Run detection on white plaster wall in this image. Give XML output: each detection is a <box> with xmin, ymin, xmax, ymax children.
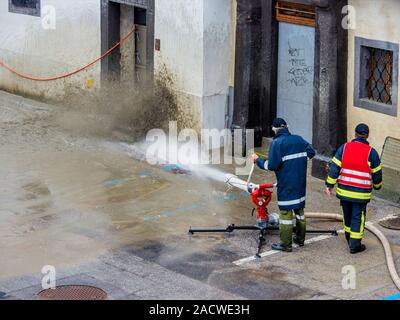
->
<box><xmin>154</xmin><ymin>0</ymin><xmax>204</xmax><ymax>130</ymax></box>
<box><xmin>154</xmin><ymin>0</ymin><xmax>203</xmax><ymax>96</ymax></box>
<box><xmin>155</xmin><ymin>0</ymin><xmax>232</xmax><ymax>133</ymax></box>
<box><xmin>0</xmin><ymin>0</ymin><xmax>101</xmax><ymax>99</ymax></box>
<box><xmin>202</xmin><ymin>0</ymin><xmax>231</xmax><ymax>131</ymax></box>
<box><xmin>203</xmin><ymin>0</ymin><xmax>231</xmax><ymax>97</ymax></box>
<box><xmin>229</xmin><ymin>0</ymin><xmax>237</xmax><ymax>88</ymax></box>
<box><xmin>0</xmin><ymin>0</ymin><xmax>233</xmax><ymax>136</ymax></box>
<box><xmin>348</xmin><ymin>0</ymin><xmax>400</xmax><ymax>152</ymax></box>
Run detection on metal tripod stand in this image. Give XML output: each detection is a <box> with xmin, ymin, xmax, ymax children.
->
<box><xmin>188</xmin><ymin>223</ymin><xmax>338</xmax><ymax>258</ymax></box>
<box><xmin>189</xmin><ymin>163</ymin><xmax>338</xmax><ymax>258</ymax></box>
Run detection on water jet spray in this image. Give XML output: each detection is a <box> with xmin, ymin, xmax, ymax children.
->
<box><xmin>188</xmin><ymin>163</ymin><xmax>338</xmax><ymax>258</ymax></box>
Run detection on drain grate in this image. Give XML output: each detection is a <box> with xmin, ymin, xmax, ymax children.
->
<box><xmin>379</xmin><ymin>216</ymin><xmax>400</xmax><ymax>230</ymax></box>
<box><xmin>37</xmin><ymin>285</ymin><xmax>107</xmax><ymax>300</ymax></box>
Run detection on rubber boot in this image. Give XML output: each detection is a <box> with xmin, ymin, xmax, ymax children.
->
<box><xmin>271</xmin><ymin>243</ymin><xmax>293</xmax><ymax>252</ymax></box>
<box><xmin>350</xmin><ymin>244</ymin><xmax>366</xmax><ymax>254</ymax></box>
<box><xmin>293</xmin><ymin>237</ymin><xmax>305</xmax><ymax>247</ymax></box>
<box><xmin>350</xmin><ymin>238</ymin><xmax>366</xmax><ymax>254</ymax></box>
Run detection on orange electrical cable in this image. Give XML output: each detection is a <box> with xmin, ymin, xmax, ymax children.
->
<box><xmin>0</xmin><ymin>26</ymin><xmax>137</xmax><ymax>82</ymax></box>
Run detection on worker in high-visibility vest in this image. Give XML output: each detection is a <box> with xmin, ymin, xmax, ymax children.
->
<box><xmin>325</xmin><ymin>124</ymin><xmax>383</xmax><ymax>254</ymax></box>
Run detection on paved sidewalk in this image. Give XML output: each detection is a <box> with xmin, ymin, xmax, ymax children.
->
<box><xmin>0</xmin><ymin>90</ymin><xmax>399</xmax><ymax>300</ymax></box>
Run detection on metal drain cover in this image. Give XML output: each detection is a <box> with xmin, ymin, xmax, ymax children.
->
<box><xmin>37</xmin><ymin>285</ymin><xmax>107</xmax><ymax>300</ymax></box>
<box><xmin>379</xmin><ymin>216</ymin><xmax>400</xmax><ymax>230</ymax></box>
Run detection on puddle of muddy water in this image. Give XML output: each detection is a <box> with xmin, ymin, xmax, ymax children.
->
<box><xmin>0</xmin><ymin>96</ymin><xmax>255</xmax><ymax>279</ymax></box>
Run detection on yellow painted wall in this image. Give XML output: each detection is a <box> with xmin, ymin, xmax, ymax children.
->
<box><xmin>348</xmin><ymin>0</ymin><xmax>400</xmax><ymax>153</ymax></box>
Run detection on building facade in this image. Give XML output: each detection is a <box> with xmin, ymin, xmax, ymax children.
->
<box><xmin>0</xmin><ymin>0</ymin><xmax>102</xmax><ymax>98</ymax></box>
<box><xmin>0</xmin><ymin>0</ymin><xmax>399</xmax><ymax>183</ymax></box>
<box><xmin>233</xmin><ymin>0</ymin><xmax>399</xmax><ymax>180</ymax></box>
<box><xmin>0</xmin><ymin>0</ymin><xmax>235</xmax><ymax>132</ymax></box>
<box><xmin>347</xmin><ymin>0</ymin><xmax>400</xmax><ymax>153</ymax></box>
<box><xmin>233</xmin><ymin>0</ymin><xmax>348</xmax><ymax>178</ymax></box>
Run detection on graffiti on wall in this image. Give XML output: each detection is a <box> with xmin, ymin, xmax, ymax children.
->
<box><xmin>287</xmin><ymin>41</ymin><xmax>314</xmax><ymax>87</ymax></box>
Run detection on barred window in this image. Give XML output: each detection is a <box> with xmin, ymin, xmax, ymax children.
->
<box><xmin>366</xmin><ymin>47</ymin><xmax>393</xmax><ymax>105</ymax></box>
<box><xmin>9</xmin><ymin>0</ymin><xmax>41</xmax><ymax>17</ymax></box>
<box><xmin>354</xmin><ymin>37</ymin><xmax>398</xmax><ymax>117</ymax></box>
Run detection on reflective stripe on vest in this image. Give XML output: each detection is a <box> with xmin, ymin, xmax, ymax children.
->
<box><xmin>337</xmin><ymin>142</ymin><xmax>373</xmax><ymax>190</ymax></box>
<box><xmin>278</xmin><ymin>196</ymin><xmax>306</xmax><ymax>207</ymax></box>
<box><xmin>282</xmin><ymin>152</ymin><xmax>308</xmax><ymax>162</ymax></box>
<box><xmin>336</xmin><ymin>188</ymin><xmax>372</xmax><ymax>200</ymax></box>
<box><xmin>340</xmin><ymin>169</ymin><xmax>371</xmax><ymax>178</ymax></box>
<box><xmin>338</xmin><ymin>176</ymin><xmax>372</xmax><ymax>186</ymax></box>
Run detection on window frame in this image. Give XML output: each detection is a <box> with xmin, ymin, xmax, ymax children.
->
<box><xmin>275</xmin><ymin>1</ymin><xmax>316</xmax><ymax>27</ymax></box>
<box><xmin>9</xmin><ymin>0</ymin><xmax>41</xmax><ymax>17</ymax></box>
<box><xmin>354</xmin><ymin>37</ymin><xmax>399</xmax><ymax>117</ymax></box>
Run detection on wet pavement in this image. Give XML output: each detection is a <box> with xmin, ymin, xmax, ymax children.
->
<box><xmin>0</xmin><ymin>90</ymin><xmax>399</xmax><ymax>300</ymax></box>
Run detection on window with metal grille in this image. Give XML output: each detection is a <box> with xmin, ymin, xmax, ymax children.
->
<box><xmin>354</xmin><ymin>37</ymin><xmax>398</xmax><ymax>117</ymax></box>
<box><xmin>366</xmin><ymin>47</ymin><xmax>393</xmax><ymax>105</ymax></box>
<box><xmin>9</xmin><ymin>0</ymin><xmax>40</xmax><ymax>17</ymax></box>
<box><xmin>276</xmin><ymin>1</ymin><xmax>315</xmax><ymax>27</ymax></box>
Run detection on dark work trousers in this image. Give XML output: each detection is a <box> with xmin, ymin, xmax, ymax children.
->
<box><xmin>340</xmin><ymin>201</ymin><xmax>367</xmax><ymax>250</ymax></box>
<box><xmin>279</xmin><ymin>208</ymin><xmax>306</xmax><ymax>249</ymax></box>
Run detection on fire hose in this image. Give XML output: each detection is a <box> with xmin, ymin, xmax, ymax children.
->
<box><xmin>226</xmin><ymin>163</ymin><xmax>400</xmax><ymax>291</ymax></box>
<box><xmin>305</xmin><ymin>212</ymin><xmax>400</xmax><ymax>291</ymax></box>
<box><xmin>0</xmin><ymin>26</ymin><xmax>137</xmax><ymax>81</ymax></box>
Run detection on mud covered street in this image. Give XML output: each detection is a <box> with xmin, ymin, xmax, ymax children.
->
<box><xmin>0</xmin><ymin>91</ymin><xmax>399</xmax><ymax>300</ymax></box>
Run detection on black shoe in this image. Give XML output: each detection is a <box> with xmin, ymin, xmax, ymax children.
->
<box><xmin>271</xmin><ymin>243</ymin><xmax>292</xmax><ymax>252</ymax></box>
<box><xmin>293</xmin><ymin>237</ymin><xmax>305</xmax><ymax>247</ymax></box>
<box><xmin>350</xmin><ymin>244</ymin><xmax>366</xmax><ymax>254</ymax></box>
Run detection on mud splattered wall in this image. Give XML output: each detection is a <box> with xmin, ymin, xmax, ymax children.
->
<box><xmin>348</xmin><ymin>0</ymin><xmax>400</xmax><ymax>153</ymax></box>
<box><xmin>0</xmin><ymin>0</ymin><xmax>102</xmax><ymax>100</ymax></box>
<box><xmin>119</xmin><ymin>4</ymin><xmax>136</xmax><ymax>86</ymax></box>
<box><xmin>154</xmin><ymin>0</ymin><xmax>203</xmax><ymax>131</ymax></box>
<box><xmin>0</xmin><ymin>0</ymin><xmax>233</xmax><ymax>136</ymax></box>
<box><xmin>154</xmin><ymin>0</ymin><xmax>232</xmax><ymax>134</ymax></box>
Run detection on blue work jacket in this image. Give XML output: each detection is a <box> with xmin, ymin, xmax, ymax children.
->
<box><xmin>256</xmin><ymin>128</ymin><xmax>316</xmax><ymax>210</ymax></box>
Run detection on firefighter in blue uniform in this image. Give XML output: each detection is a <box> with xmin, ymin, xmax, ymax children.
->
<box><xmin>325</xmin><ymin>124</ymin><xmax>383</xmax><ymax>254</ymax></box>
<box><xmin>252</xmin><ymin>118</ymin><xmax>316</xmax><ymax>252</ymax></box>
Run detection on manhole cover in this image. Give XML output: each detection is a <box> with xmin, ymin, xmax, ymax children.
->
<box><xmin>379</xmin><ymin>216</ymin><xmax>400</xmax><ymax>230</ymax></box>
<box><xmin>37</xmin><ymin>285</ymin><xmax>107</xmax><ymax>300</ymax></box>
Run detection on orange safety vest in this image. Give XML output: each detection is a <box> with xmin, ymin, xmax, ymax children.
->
<box><xmin>338</xmin><ymin>142</ymin><xmax>373</xmax><ymax>190</ymax></box>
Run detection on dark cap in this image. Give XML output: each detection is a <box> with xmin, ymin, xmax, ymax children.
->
<box><xmin>355</xmin><ymin>123</ymin><xmax>370</xmax><ymax>136</ymax></box>
<box><xmin>272</xmin><ymin>118</ymin><xmax>287</xmax><ymax>128</ymax></box>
